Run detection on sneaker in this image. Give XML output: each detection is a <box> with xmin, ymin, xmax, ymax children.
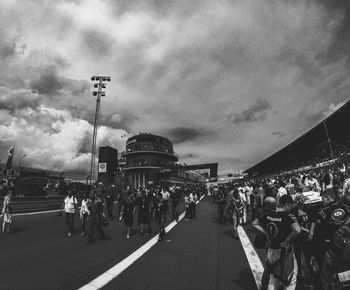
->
<box><xmin>68</xmin><ymin>232</ymin><xmax>72</xmax><ymax>237</ymax></box>
<box><xmin>81</xmin><ymin>232</ymin><xmax>86</xmax><ymax>237</ymax></box>
<box><xmin>126</xmin><ymin>234</ymin><xmax>130</xmax><ymax>239</ymax></box>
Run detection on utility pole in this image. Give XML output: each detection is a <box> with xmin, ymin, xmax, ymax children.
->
<box><xmin>90</xmin><ymin>76</ymin><xmax>111</xmax><ymax>185</ymax></box>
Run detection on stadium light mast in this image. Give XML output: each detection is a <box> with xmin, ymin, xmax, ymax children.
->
<box><xmin>18</xmin><ymin>154</ymin><xmax>27</xmax><ymax>169</ymax></box>
<box><xmin>90</xmin><ymin>76</ymin><xmax>111</xmax><ymax>185</ymax></box>
<box><xmin>323</xmin><ymin>121</ymin><xmax>334</xmax><ymax>160</ymax></box>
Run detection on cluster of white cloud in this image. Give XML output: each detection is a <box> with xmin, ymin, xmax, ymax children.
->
<box><xmin>0</xmin><ymin>0</ymin><xmax>349</xmax><ymax>173</ymax></box>
<box><xmin>0</xmin><ymin>105</ymin><xmax>127</xmax><ymax>171</ymax></box>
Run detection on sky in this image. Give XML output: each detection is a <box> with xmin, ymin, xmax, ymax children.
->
<box><xmin>0</xmin><ymin>0</ymin><xmax>350</xmax><ymax>176</ymax></box>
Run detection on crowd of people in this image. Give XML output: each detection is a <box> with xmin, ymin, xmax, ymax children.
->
<box><xmin>2</xmin><ymin>158</ymin><xmax>350</xmax><ymax>289</ymax></box>
<box><xmin>60</xmin><ymin>183</ymin><xmax>207</xmax><ymax>243</ymax></box>
<box><xmin>211</xmin><ymin>162</ymin><xmax>350</xmax><ymax>290</ymax></box>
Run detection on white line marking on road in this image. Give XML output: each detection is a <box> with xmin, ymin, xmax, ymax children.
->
<box><xmin>79</xmin><ymin>195</ymin><xmax>205</xmax><ymax>290</ymax></box>
<box><xmin>237</xmin><ymin>226</ymin><xmax>264</xmax><ymax>290</ymax></box>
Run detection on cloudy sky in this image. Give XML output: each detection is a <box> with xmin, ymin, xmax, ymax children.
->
<box><xmin>0</xmin><ymin>0</ymin><xmax>349</xmax><ymax>175</ymax></box>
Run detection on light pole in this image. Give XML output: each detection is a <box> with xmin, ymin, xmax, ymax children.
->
<box><xmin>90</xmin><ymin>76</ymin><xmax>111</xmax><ymax>185</ymax></box>
<box><xmin>323</xmin><ymin>121</ymin><xmax>334</xmax><ymax>160</ymax></box>
<box><xmin>18</xmin><ymin>154</ymin><xmax>27</xmax><ymax>168</ymax></box>
<box><xmin>18</xmin><ymin>154</ymin><xmax>27</xmax><ymax>176</ymax></box>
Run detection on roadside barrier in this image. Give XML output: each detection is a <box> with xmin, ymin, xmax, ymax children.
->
<box><xmin>0</xmin><ymin>196</ymin><xmax>64</xmax><ymax>214</ymax></box>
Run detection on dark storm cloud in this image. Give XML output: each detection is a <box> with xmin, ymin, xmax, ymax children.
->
<box><xmin>231</xmin><ymin>99</ymin><xmax>272</xmax><ymax>124</ymax></box>
<box><xmin>81</xmin><ymin>29</ymin><xmax>114</xmax><ymax>57</ymax></box>
<box><xmin>167</xmin><ymin>127</ymin><xmax>215</xmax><ymax>144</ymax></box>
<box><xmin>0</xmin><ymin>40</ymin><xmax>16</xmax><ymax>59</ymax></box>
<box><xmin>30</xmin><ymin>68</ymin><xmax>65</xmax><ymax>95</ymax></box>
<box><xmin>272</xmin><ymin>131</ymin><xmax>287</xmax><ymax>138</ymax></box>
<box><xmin>319</xmin><ymin>0</ymin><xmax>350</xmax><ymax>62</ymax></box>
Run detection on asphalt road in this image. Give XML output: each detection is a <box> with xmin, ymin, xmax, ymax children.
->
<box><xmin>0</xmin><ymin>197</ymin><xmax>259</xmax><ymax>290</ymax></box>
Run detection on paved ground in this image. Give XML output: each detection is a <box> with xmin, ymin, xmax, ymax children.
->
<box><xmin>0</xmin><ymin>197</ymin><xmax>260</xmax><ymax>290</ymax></box>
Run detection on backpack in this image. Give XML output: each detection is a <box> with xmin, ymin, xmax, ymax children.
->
<box><xmin>321</xmin><ymin>221</ymin><xmax>350</xmax><ymax>290</ymax></box>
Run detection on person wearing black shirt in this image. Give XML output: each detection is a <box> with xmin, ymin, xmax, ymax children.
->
<box><xmin>104</xmin><ymin>186</ymin><xmax>115</xmax><ymax>220</ymax></box>
<box><xmin>253</xmin><ymin>196</ymin><xmax>301</xmax><ymax>290</ymax></box>
<box><xmin>121</xmin><ymin>192</ymin><xmax>136</xmax><ymax>239</ymax></box>
<box><xmin>137</xmin><ymin>190</ymin><xmax>152</xmax><ymax>235</ymax></box>
<box><xmin>155</xmin><ymin>192</ymin><xmax>168</xmax><ymax>241</ymax></box>
<box><xmin>308</xmin><ymin>189</ymin><xmax>350</xmax><ymax>265</ymax></box>
<box><xmin>86</xmin><ymin>192</ymin><xmax>107</xmax><ymax>244</ymax></box>
<box><xmin>216</xmin><ymin>189</ymin><xmax>226</xmax><ymax>225</ymax></box>
<box><xmin>170</xmin><ymin>187</ymin><xmax>180</xmax><ymax>222</ymax></box>
<box><xmin>225</xmin><ymin>187</ymin><xmax>243</xmax><ymax>239</ymax></box>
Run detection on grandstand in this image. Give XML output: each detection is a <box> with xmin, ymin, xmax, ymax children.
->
<box><xmin>244</xmin><ymin>100</ymin><xmax>350</xmax><ymax>177</ymax></box>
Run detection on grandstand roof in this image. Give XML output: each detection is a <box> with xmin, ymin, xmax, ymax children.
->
<box><xmin>244</xmin><ymin>99</ymin><xmax>350</xmax><ymax>175</ymax></box>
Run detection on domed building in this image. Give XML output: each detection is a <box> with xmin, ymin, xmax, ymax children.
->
<box><xmin>121</xmin><ymin>133</ymin><xmax>201</xmax><ymax>188</ymax></box>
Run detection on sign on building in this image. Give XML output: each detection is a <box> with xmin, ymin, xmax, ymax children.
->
<box><xmin>98</xmin><ymin>163</ymin><xmax>107</xmax><ymax>173</ymax></box>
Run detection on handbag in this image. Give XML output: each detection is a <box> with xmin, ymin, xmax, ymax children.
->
<box><xmin>272</xmin><ymin>247</ymin><xmax>295</xmax><ymax>286</ymax></box>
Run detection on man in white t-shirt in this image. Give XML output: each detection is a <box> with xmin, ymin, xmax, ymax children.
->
<box><xmin>238</xmin><ymin>186</ymin><xmax>247</xmax><ymax>224</ymax></box>
<box><xmin>276</xmin><ymin>181</ymin><xmax>287</xmax><ymax>206</ymax></box>
<box><xmin>62</xmin><ymin>189</ymin><xmax>78</xmax><ymax>236</ymax></box>
<box><xmin>244</xmin><ymin>183</ymin><xmax>253</xmax><ymax>223</ymax></box>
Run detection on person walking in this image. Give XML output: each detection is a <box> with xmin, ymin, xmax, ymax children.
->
<box><xmin>155</xmin><ymin>192</ymin><xmax>168</xmax><ymax>241</ymax></box>
<box><xmin>104</xmin><ymin>185</ymin><xmax>115</xmax><ymax>220</ymax></box>
<box><xmin>137</xmin><ymin>189</ymin><xmax>152</xmax><ymax>235</ymax></box>
<box><xmin>121</xmin><ymin>191</ymin><xmax>136</xmax><ymax>239</ymax></box>
<box><xmin>86</xmin><ymin>192</ymin><xmax>108</xmax><ymax>244</ymax></box>
<box><xmin>62</xmin><ymin>189</ymin><xmax>78</xmax><ymax>236</ymax></box>
<box><xmin>80</xmin><ymin>193</ymin><xmax>90</xmax><ymax>237</ymax></box>
<box><xmin>225</xmin><ymin>187</ymin><xmax>244</xmax><ymax>239</ymax></box>
<box><xmin>252</xmin><ymin>196</ymin><xmax>301</xmax><ymax>290</ymax></box>
<box><xmin>170</xmin><ymin>186</ymin><xmax>180</xmax><ymax>222</ymax></box>
<box><xmin>1</xmin><ymin>189</ymin><xmax>13</xmax><ymax>233</ymax></box>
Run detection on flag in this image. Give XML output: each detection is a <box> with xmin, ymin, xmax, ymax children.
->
<box><xmin>6</xmin><ymin>145</ymin><xmax>15</xmax><ymax>170</ymax></box>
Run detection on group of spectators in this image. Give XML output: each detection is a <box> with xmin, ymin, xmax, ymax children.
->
<box><xmin>212</xmin><ymin>162</ymin><xmax>350</xmax><ymax>289</ymax></box>
<box><xmin>61</xmin><ymin>183</ymin><xmax>207</xmax><ymax>243</ymax></box>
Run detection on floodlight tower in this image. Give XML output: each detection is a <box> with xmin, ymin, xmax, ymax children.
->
<box><xmin>90</xmin><ymin>75</ymin><xmax>111</xmax><ymax>184</ymax></box>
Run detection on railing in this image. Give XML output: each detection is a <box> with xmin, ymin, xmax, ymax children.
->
<box><xmin>1</xmin><ymin>196</ymin><xmax>64</xmax><ymax>214</ymax></box>
<box><xmin>125</xmin><ymin>147</ymin><xmax>178</xmax><ymax>158</ymax></box>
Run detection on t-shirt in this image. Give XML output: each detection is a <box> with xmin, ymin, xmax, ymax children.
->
<box><xmin>171</xmin><ymin>190</ymin><xmax>180</xmax><ymax>205</ymax></box>
<box><xmin>80</xmin><ymin>199</ymin><xmax>89</xmax><ymax>215</ymax></box>
<box><xmin>161</xmin><ymin>190</ymin><xmax>170</xmax><ymax>201</ymax></box>
<box><xmin>137</xmin><ymin>196</ymin><xmax>151</xmax><ymax>212</ymax></box>
<box><xmin>258</xmin><ymin>211</ymin><xmax>298</xmax><ymax>249</ymax></box>
<box><xmin>277</xmin><ymin>187</ymin><xmax>287</xmax><ymax>202</ymax></box>
<box><xmin>64</xmin><ymin>196</ymin><xmax>78</xmax><ymax>213</ymax></box>
<box><xmin>245</xmin><ymin>186</ymin><xmax>253</xmax><ymax>205</ymax></box>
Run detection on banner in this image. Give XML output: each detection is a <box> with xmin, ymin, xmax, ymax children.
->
<box><xmin>6</xmin><ymin>145</ymin><xmax>15</xmax><ymax>170</ymax></box>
